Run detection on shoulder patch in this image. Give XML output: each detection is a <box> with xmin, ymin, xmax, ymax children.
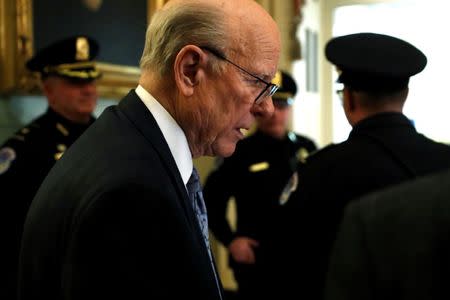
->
<box><xmin>0</xmin><ymin>147</ymin><xmax>17</xmax><ymax>175</ymax></box>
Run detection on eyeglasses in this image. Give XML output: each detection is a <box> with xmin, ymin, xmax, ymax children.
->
<box><xmin>200</xmin><ymin>46</ymin><xmax>279</xmax><ymax>104</ymax></box>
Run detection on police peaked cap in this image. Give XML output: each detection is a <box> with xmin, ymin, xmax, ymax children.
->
<box><xmin>325</xmin><ymin>32</ymin><xmax>427</xmax><ymax>92</ymax></box>
<box><xmin>271</xmin><ymin>70</ymin><xmax>297</xmax><ymax>105</ymax></box>
<box><xmin>26</xmin><ymin>35</ymin><xmax>101</xmax><ymax>82</ymax></box>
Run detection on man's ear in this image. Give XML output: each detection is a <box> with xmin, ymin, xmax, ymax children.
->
<box><xmin>173</xmin><ymin>45</ymin><xmax>207</xmax><ymax>97</ymax></box>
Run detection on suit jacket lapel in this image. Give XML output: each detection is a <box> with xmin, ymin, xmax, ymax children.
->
<box><xmin>119</xmin><ymin>90</ymin><xmax>224</xmax><ymax>298</ymax></box>
<box><xmin>117</xmin><ymin>91</ymin><xmax>196</xmax><ymax>223</ymax></box>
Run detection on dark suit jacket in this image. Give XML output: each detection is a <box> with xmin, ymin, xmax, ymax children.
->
<box><xmin>325</xmin><ymin>168</ymin><xmax>450</xmax><ymax>300</ymax></box>
<box><xmin>290</xmin><ymin>112</ymin><xmax>450</xmax><ymax>298</ymax></box>
<box><xmin>18</xmin><ymin>90</ymin><xmax>223</xmax><ymax>300</ymax></box>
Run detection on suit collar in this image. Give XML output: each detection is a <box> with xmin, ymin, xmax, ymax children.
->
<box><xmin>118</xmin><ymin>90</ymin><xmax>217</xmax><ymax>277</ymax></box>
<box><xmin>118</xmin><ymin>90</ymin><xmax>193</xmax><ymax>214</ymax></box>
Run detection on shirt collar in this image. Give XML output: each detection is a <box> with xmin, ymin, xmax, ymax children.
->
<box><xmin>135</xmin><ymin>85</ymin><xmax>193</xmax><ymax>185</ymax></box>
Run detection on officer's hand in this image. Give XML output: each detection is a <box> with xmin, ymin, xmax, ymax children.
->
<box><xmin>228</xmin><ymin>237</ymin><xmax>259</xmax><ymax>264</ymax></box>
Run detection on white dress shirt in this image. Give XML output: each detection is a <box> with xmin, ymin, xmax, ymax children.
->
<box><xmin>135</xmin><ymin>85</ymin><xmax>193</xmax><ymax>185</ymax></box>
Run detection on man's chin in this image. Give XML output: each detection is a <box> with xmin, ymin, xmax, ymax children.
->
<box><xmin>212</xmin><ymin>142</ymin><xmax>237</xmax><ymax>158</ymax></box>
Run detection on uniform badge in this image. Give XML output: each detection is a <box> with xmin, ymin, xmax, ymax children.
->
<box><xmin>279</xmin><ymin>171</ymin><xmax>298</xmax><ymax>205</ymax></box>
<box><xmin>296</xmin><ymin>147</ymin><xmax>310</xmax><ymax>163</ymax></box>
<box><xmin>56</xmin><ymin>123</ymin><xmax>69</xmax><ymax>136</ymax></box>
<box><xmin>0</xmin><ymin>147</ymin><xmax>17</xmax><ymax>175</ymax></box>
<box><xmin>54</xmin><ymin>144</ymin><xmax>67</xmax><ymax>161</ymax></box>
<box><xmin>76</xmin><ymin>37</ymin><xmax>90</xmax><ymax>61</ymax></box>
<box><xmin>57</xmin><ymin>144</ymin><xmax>67</xmax><ymax>152</ymax></box>
<box><xmin>249</xmin><ymin>161</ymin><xmax>269</xmax><ymax>172</ymax></box>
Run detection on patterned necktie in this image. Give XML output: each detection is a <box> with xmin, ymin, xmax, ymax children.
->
<box><xmin>187</xmin><ymin>167</ymin><xmax>223</xmax><ymax>299</ymax></box>
<box><xmin>186</xmin><ymin>167</ymin><xmax>212</xmax><ymax>257</ymax></box>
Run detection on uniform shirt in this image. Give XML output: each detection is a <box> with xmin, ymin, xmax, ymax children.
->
<box><xmin>0</xmin><ymin>108</ymin><xmax>94</xmax><ymax>299</ymax></box>
<box><xmin>291</xmin><ymin>112</ymin><xmax>450</xmax><ymax>298</ymax></box>
<box><xmin>203</xmin><ymin>130</ymin><xmax>317</xmax><ymax>252</ymax></box>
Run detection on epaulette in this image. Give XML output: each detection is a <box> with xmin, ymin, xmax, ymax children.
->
<box><xmin>10</xmin><ymin>122</ymin><xmax>41</xmax><ymax>143</ymax></box>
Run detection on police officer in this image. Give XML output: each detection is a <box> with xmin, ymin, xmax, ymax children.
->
<box><xmin>0</xmin><ymin>35</ymin><xmax>100</xmax><ymax>299</ymax></box>
<box><xmin>289</xmin><ymin>32</ymin><xmax>450</xmax><ymax>299</ymax></box>
<box><xmin>203</xmin><ymin>70</ymin><xmax>317</xmax><ymax>300</ymax></box>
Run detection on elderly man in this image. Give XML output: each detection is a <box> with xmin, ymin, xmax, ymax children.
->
<box><xmin>18</xmin><ymin>0</ymin><xmax>280</xmax><ymax>299</ymax></box>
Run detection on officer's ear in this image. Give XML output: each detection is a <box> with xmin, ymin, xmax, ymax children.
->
<box><xmin>345</xmin><ymin>88</ymin><xmax>356</xmax><ymax>112</ymax></box>
<box><xmin>42</xmin><ymin>77</ymin><xmax>55</xmax><ymax>95</ymax></box>
<box><xmin>41</xmin><ymin>77</ymin><xmax>60</xmax><ymax>106</ymax></box>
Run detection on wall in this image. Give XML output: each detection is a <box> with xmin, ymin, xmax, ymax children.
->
<box><xmin>291</xmin><ymin>0</ymin><xmax>396</xmax><ymax>148</ymax></box>
<box><xmin>292</xmin><ymin>0</ymin><xmax>323</xmax><ymax>146</ymax></box>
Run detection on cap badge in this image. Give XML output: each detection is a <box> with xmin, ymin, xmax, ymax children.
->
<box><xmin>76</xmin><ymin>37</ymin><xmax>90</xmax><ymax>61</ymax></box>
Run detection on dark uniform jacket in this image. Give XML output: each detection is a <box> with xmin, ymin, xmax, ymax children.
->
<box><xmin>0</xmin><ymin>108</ymin><xmax>94</xmax><ymax>300</ymax></box>
<box><xmin>291</xmin><ymin>112</ymin><xmax>450</xmax><ymax>299</ymax></box>
<box><xmin>18</xmin><ymin>91</ymin><xmax>223</xmax><ymax>300</ymax></box>
<box><xmin>203</xmin><ymin>129</ymin><xmax>316</xmax><ymax>296</ymax></box>
<box><xmin>325</xmin><ymin>168</ymin><xmax>450</xmax><ymax>300</ymax></box>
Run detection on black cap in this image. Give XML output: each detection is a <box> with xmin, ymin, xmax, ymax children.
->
<box><xmin>26</xmin><ymin>35</ymin><xmax>101</xmax><ymax>82</ymax></box>
<box><xmin>325</xmin><ymin>32</ymin><xmax>427</xmax><ymax>92</ymax></box>
<box><xmin>271</xmin><ymin>70</ymin><xmax>297</xmax><ymax>106</ymax></box>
